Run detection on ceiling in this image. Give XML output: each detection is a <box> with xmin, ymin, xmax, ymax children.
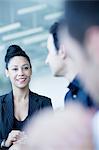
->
<box><xmin>0</xmin><ymin>0</ymin><xmax>63</xmax><ymax>78</ymax></box>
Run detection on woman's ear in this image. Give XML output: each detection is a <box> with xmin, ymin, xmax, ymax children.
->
<box><xmin>5</xmin><ymin>69</ymin><xmax>9</xmax><ymax>78</ymax></box>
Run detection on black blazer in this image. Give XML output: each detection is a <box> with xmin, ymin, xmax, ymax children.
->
<box><xmin>0</xmin><ymin>90</ymin><xmax>52</xmax><ymax>147</ymax></box>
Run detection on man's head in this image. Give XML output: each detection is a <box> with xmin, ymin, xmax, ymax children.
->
<box><xmin>64</xmin><ymin>1</ymin><xmax>99</xmax><ymax>44</ymax></box>
<box><xmin>45</xmin><ymin>22</ymin><xmax>66</xmax><ymax>77</ymax></box>
<box><xmin>45</xmin><ymin>22</ymin><xmax>75</xmax><ymax>78</ymax></box>
<box><xmin>62</xmin><ymin>1</ymin><xmax>99</xmax><ymax>103</ymax></box>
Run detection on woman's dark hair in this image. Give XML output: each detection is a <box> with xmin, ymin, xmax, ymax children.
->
<box><xmin>5</xmin><ymin>45</ymin><xmax>32</xmax><ymax>69</ymax></box>
<box><xmin>49</xmin><ymin>22</ymin><xmax>60</xmax><ymax>51</ymax></box>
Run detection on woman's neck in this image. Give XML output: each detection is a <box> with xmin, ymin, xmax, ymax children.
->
<box><xmin>13</xmin><ymin>87</ymin><xmax>29</xmax><ymax>102</ymax></box>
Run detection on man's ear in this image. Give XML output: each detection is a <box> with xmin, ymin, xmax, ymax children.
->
<box><xmin>59</xmin><ymin>44</ymin><xmax>67</xmax><ymax>59</ymax></box>
<box><xmin>85</xmin><ymin>26</ymin><xmax>99</xmax><ymax>61</ymax></box>
<box><xmin>5</xmin><ymin>69</ymin><xmax>9</xmax><ymax>78</ymax></box>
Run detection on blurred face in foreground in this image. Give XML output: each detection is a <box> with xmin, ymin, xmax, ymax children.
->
<box><xmin>15</xmin><ymin>103</ymin><xmax>93</xmax><ymax>150</ymax></box>
<box><xmin>59</xmin><ymin>25</ymin><xmax>99</xmax><ymax>104</ymax></box>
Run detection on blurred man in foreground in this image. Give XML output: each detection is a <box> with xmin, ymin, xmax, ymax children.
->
<box><xmin>62</xmin><ymin>1</ymin><xmax>99</xmax><ymax>106</ymax></box>
<box><xmin>10</xmin><ymin>103</ymin><xmax>94</xmax><ymax>150</ymax></box>
<box><xmin>61</xmin><ymin>1</ymin><xmax>99</xmax><ymax>149</ymax></box>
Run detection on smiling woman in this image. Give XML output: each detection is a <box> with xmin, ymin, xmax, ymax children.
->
<box><xmin>0</xmin><ymin>45</ymin><xmax>52</xmax><ymax>150</ymax></box>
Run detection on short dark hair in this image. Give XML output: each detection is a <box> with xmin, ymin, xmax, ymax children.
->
<box><xmin>5</xmin><ymin>45</ymin><xmax>32</xmax><ymax>69</ymax></box>
<box><xmin>64</xmin><ymin>1</ymin><xmax>99</xmax><ymax>44</ymax></box>
<box><xmin>49</xmin><ymin>22</ymin><xmax>60</xmax><ymax>51</ymax></box>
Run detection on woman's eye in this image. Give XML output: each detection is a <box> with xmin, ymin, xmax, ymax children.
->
<box><xmin>12</xmin><ymin>68</ymin><xmax>18</xmax><ymax>71</ymax></box>
<box><xmin>24</xmin><ymin>67</ymin><xmax>29</xmax><ymax>70</ymax></box>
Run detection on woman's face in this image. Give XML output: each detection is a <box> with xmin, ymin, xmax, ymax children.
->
<box><xmin>6</xmin><ymin>56</ymin><xmax>32</xmax><ymax>89</ymax></box>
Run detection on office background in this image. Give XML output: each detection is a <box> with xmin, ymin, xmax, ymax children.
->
<box><xmin>0</xmin><ymin>0</ymin><xmax>67</xmax><ymax>109</ymax></box>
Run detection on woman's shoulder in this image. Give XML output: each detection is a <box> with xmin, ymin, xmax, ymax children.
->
<box><xmin>30</xmin><ymin>90</ymin><xmax>51</xmax><ymax>100</ymax></box>
<box><xmin>0</xmin><ymin>91</ymin><xmax>12</xmax><ymax>102</ymax></box>
<box><xmin>0</xmin><ymin>93</ymin><xmax>7</xmax><ymax>100</ymax></box>
<box><xmin>29</xmin><ymin>90</ymin><xmax>52</xmax><ymax>106</ymax></box>
<box><xmin>0</xmin><ymin>94</ymin><xmax>7</xmax><ymax>106</ymax></box>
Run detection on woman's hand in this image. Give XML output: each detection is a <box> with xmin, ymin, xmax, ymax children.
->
<box><xmin>8</xmin><ymin>132</ymin><xmax>28</xmax><ymax>150</ymax></box>
<box><xmin>5</xmin><ymin>130</ymin><xmax>24</xmax><ymax>147</ymax></box>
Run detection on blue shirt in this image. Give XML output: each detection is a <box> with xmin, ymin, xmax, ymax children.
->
<box><xmin>64</xmin><ymin>77</ymin><xmax>95</xmax><ymax>108</ymax></box>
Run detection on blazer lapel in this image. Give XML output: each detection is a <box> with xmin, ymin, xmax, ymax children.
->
<box><xmin>29</xmin><ymin>90</ymin><xmax>41</xmax><ymax>117</ymax></box>
<box><xmin>5</xmin><ymin>91</ymin><xmax>14</xmax><ymax>131</ymax></box>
